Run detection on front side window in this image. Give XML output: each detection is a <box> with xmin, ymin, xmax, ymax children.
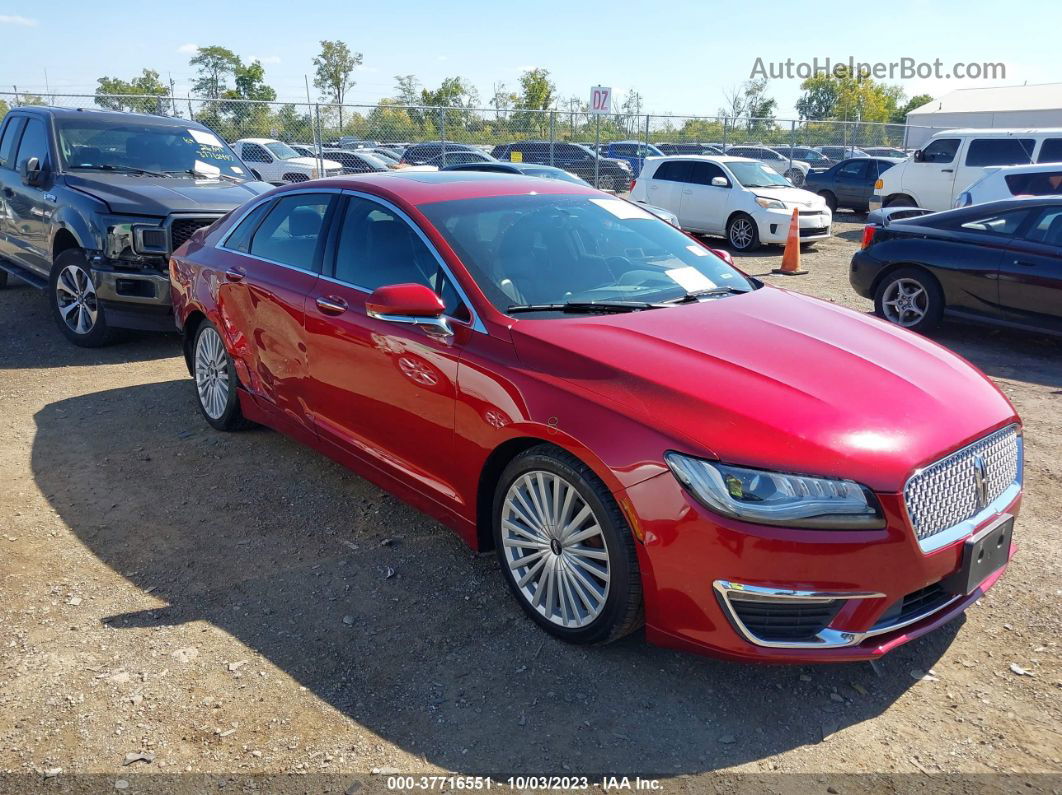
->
<box><xmin>838</xmin><ymin>161</ymin><xmax>867</xmax><ymax>178</ymax></box>
<box><xmin>920</xmin><ymin>138</ymin><xmax>960</xmax><ymax>164</ymax></box>
<box><xmin>1026</xmin><ymin>207</ymin><xmax>1062</xmax><ymax>246</ymax></box>
<box><xmin>959</xmin><ymin>209</ymin><xmax>1028</xmax><ymax>237</ymax></box>
<box><xmin>689</xmin><ymin>161</ymin><xmax>728</xmax><ymax>185</ymax></box>
<box><xmin>240</xmin><ymin>143</ymin><xmax>272</xmax><ymax>163</ymax></box>
<box><xmin>248</xmin><ymin>193</ymin><xmax>332</xmax><ymax>270</ymax></box>
<box><xmin>15</xmin><ymin>118</ymin><xmax>50</xmax><ymax>168</ymax></box>
<box><xmin>56</xmin><ymin>119</ymin><xmax>246</xmax><ymax>177</ymax></box>
<box><xmin>333</xmin><ymin>197</ymin><xmax>466</xmax><ymax>317</ymax></box>
<box><xmin>224</xmin><ymin>201</ymin><xmax>273</xmax><ymax>253</ymax></box>
<box><xmin>965</xmin><ymin>138</ymin><xmax>1034</xmax><ymax>167</ymax></box>
<box><xmin>421</xmin><ymin>194</ymin><xmax>755</xmax><ymax>313</ymax></box>
<box><xmin>264</xmin><ymin>141</ymin><xmax>301</xmax><ymax>161</ymax></box>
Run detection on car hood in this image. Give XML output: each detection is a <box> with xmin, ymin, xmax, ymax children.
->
<box><xmin>509</xmin><ymin>287</ymin><xmax>1016</xmax><ymax>492</ymax></box>
<box><xmin>750</xmin><ymin>185</ymin><xmax>828</xmax><ymax>210</ymax></box>
<box><xmin>286</xmin><ymin>156</ymin><xmax>343</xmax><ymax>171</ymax></box>
<box><xmin>63</xmin><ymin>173</ymin><xmax>272</xmax><ymax>216</ymax></box>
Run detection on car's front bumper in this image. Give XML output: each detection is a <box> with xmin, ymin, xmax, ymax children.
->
<box><xmin>869</xmin><ymin>194</ymin><xmax>884</xmax><ymax>212</ymax></box>
<box><xmin>91</xmin><ymin>265</ymin><xmax>174</xmax><ymax>331</ymax></box>
<box><xmin>622</xmin><ymin>472</ymin><xmax>1019</xmax><ymax>663</ymax></box>
<box><xmin>757</xmin><ymin>208</ymin><xmax>832</xmax><ymax>245</ymax></box>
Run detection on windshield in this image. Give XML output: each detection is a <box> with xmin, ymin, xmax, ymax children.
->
<box><xmin>727</xmin><ymin>162</ymin><xmax>791</xmax><ymax>187</ymax></box>
<box><xmin>56</xmin><ymin>120</ymin><xmax>249</xmax><ymax>179</ymax></box>
<box><xmin>265</xmin><ymin>141</ymin><xmax>301</xmax><ymax>160</ymax></box>
<box><xmin>420</xmin><ymin>194</ymin><xmax>754</xmax><ymax>314</ymax></box>
<box><xmin>523</xmin><ymin>167</ymin><xmax>588</xmax><ymax>185</ymax></box>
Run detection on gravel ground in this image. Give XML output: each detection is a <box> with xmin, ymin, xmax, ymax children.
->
<box><xmin>0</xmin><ymin>214</ymin><xmax>1060</xmax><ymax>792</ymax></box>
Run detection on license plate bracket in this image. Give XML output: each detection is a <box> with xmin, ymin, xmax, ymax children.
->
<box><xmin>942</xmin><ymin>514</ymin><xmax>1014</xmax><ymax>596</ymax></box>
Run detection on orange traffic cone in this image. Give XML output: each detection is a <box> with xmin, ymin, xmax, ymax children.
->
<box><xmin>772</xmin><ymin>207</ymin><xmax>808</xmax><ymax>275</ymax></box>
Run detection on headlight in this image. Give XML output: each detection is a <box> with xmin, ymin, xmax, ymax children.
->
<box><xmin>664</xmin><ymin>453</ymin><xmax>885</xmax><ymax>529</ymax></box>
<box><xmin>754</xmin><ymin>196</ymin><xmax>786</xmax><ymax>210</ymax></box>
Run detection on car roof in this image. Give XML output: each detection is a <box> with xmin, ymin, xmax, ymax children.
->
<box><xmin>283</xmin><ymin>170</ymin><xmax>597</xmax><ymax>205</ymax></box>
<box><xmin>646</xmin><ymin>154</ymin><xmax>756</xmax><ymax>165</ymax></box>
<box><xmin>14</xmin><ymin>105</ymin><xmax>217</xmax><ymax>131</ymax></box>
<box><xmin>971</xmin><ymin>162</ymin><xmax>1062</xmax><ymax>174</ymax></box>
<box><xmin>237</xmin><ymin>137</ymin><xmax>280</xmax><ymax>144</ymax></box>
<box><xmin>929</xmin><ymin>128</ymin><xmax>1062</xmax><ymax>137</ymax></box>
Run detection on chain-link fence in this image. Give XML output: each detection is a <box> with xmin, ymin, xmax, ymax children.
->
<box><xmin>0</xmin><ymin>91</ymin><xmax>953</xmax><ymax>190</ymax></box>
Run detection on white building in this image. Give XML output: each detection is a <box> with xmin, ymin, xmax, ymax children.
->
<box><xmin>906</xmin><ymin>83</ymin><xmax>1062</xmax><ymax>147</ymax></box>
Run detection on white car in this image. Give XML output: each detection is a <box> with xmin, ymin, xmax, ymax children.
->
<box><xmin>232</xmin><ymin>138</ymin><xmax>343</xmax><ymax>184</ymax></box>
<box><xmin>630</xmin><ymin>156</ymin><xmax>832</xmax><ymax>251</ymax></box>
<box><xmin>724</xmin><ymin>145</ymin><xmax>811</xmax><ymax>186</ymax></box>
<box><xmin>870</xmin><ymin>128</ymin><xmax>1062</xmax><ymax>212</ymax></box>
<box><xmin>955</xmin><ymin>162</ymin><xmax>1062</xmax><ymax>207</ymax></box>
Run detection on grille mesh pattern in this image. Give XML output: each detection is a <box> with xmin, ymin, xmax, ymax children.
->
<box><xmin>729</xmin><ymin>598</ymin><xmax>842</xmax><ymax>642</ymax></box>
<box><xmin>904</xmin><ymin>426</ymin><xmax>1020</xmax><ymax>542</ymax></box>
<box><xmin>170</xmin><ymin>218</ymin><xmax>217</xmax><ymax>252</ymax></box>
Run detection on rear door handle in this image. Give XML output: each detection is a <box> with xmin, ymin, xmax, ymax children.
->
<box><xmin>224</xmin><ymin>268</ymin><xmax>245</xmax><ymax>282</ymax></box>
<box><xmin>1014</xmin><ymin>260</ymin><xmax>1037</xmax><ymax>267</ymax></box>
<box><xmin>315</xmin><ymin>295</ymin><xmax>348</xmax><ymax>315</ymax></box>
<box><xmin>941</xmin><ymin>168</ymin><xmax>954</xmax><ymax>173</ymax></box>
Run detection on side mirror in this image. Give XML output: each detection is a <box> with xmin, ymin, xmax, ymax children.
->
<box><xmin>366</xmin><ymin>283</ymin><xmax>452</xmax><ymax>340</ymax></box>
<box><xmin>20</xmin><ymin>157</ymin><xmax>43</xmax><ymax>187</ymax></box>
<box><xmin>912</xmin><ymin>149</ymin><xmax>924</xmax><ymax>163</ymax></box>
<box><xmin>250</xmin><ymin>168</ymin><xmax>262</xmax><ymax>181</ymax></box>
<box><xmin>711</xmin><ymin>176</ymin><xmax>729</xmax><ymax>188</ymax></box>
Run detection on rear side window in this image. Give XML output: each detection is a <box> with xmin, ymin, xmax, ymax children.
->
<box><xmin>1026</xmin><ymin>207</ymin><xmax>1062</xmax><ymax>246</ymax></box>
<box><xmin>689</xmin><ymin>161</ymin><xmax>728</xmax><ymax>185</ymax></box>
<box><xmin>224</xmin><ymin>201</ymin><xmax>273</xmax><ymax>253</ymax></box>
<box><xmin>653</xmin><ymin>161</ymin><xmax>693</xmax><ymax>182</ymax></box>
<box><xmin>1037</xmin><ymin>138</ymin><xmax>1062</xmax><ymax>163</ymax></box>
<box><xmin>921</xmin><ymin>138</ymin><xmax>960</xmax><ymax>164</ymax></box>
<box><xmin>0</xmin><ymin>116</ymin><xmax>25</xmax><ymax>169</ymax></box>
<box><xmin>248</xmin><ymin>193</ymin><xmax>333</xmax><ymax>271</ymax></box>
<box><xmin>838</xmin><ymin>161</ymin><xmax>867</xmax><ymax>178</ymax></box>
<box><xmin>14</xmin><ymin>118</ymin><xmax>50</xmax><ymax>168</ymax></box>
<box><xmin>1004</xmin><ymin>171</ymin><xmax>1062</xmax><ymax>196</ymax></box>
<box><xmin>959</xmin><ymin>209</ymin><xmax>1028</xmax><ymax>236</ymax></box>
<box><xmin>965</xmin><ymin>138</ymin><xmax>1034</xmax><ymax>167</ymax></box>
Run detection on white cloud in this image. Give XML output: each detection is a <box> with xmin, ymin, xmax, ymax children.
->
<box><xmin>248</xmin><ymin>55</ymin><xmax>282</xmax><ymax>65</ymax></box>
<box><xmin>0</xmin><ymin>14</ymin><xmax>37</xmax><ymax>26</ymax></box>
<box><xmin>176</xmin><ymin>43</ymin><xmax>199</xmax><ymax>54</ymax></box>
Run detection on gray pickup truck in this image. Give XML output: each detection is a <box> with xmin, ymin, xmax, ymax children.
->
<box><xmin>0</xmin><ymin>106</ymin><xmax>270</xmax><ymax>346</ymax></box>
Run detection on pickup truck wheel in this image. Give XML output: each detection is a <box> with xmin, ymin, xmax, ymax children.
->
<box><xmin>785</xmin><ymin>168</ymin><xmax>805</xmax><ymax>186</ymax></box>
<box><xmin>49</xmin><ymin>250</ymin><xmax>116</xmax><ymax>347</ymax></box>
<box><xmin>597</xmin><ymin>174</ymin><xmax>615</xmax><ymax>192</ymax></box>
<box><xmin>885</xmin><ymin>195</ymin><xmax>916</xmax><ymax>208</ymax></box>
<box><xmin>818</xmin><ymin>191</ymin><xmax>838</xmax><ymax>213</ymax></box>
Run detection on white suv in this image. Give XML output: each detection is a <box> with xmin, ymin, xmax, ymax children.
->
<box><xmin>630</xmin><ymin>156</ymin><xmax>832</xmax><ymax>251</ymax></box>
<box><xmin>233</xmin><ymin>138</ymin><xmax>343</xmax><ymax>184</ymax></box>
<box><xmin>725</xmin><ymin>145</ymin><xmax>811</xmax><ymax>186</ymax></box>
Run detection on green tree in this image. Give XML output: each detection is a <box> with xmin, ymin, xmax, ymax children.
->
<box><xmin>516</xmin><ymin>68</ymin><xmax>555</xmax><ymax>111</ymax></box>
<box><xmin>0</xmin><ymin>99</ymin><xmax>8</xmax><ymax>122</ymax></box>
<box><xmin>795</xmin><ymin>67</ymin><xmax>903</xmax><ymax>124</ymax></box>
<box><xmin>393</xmin><ymin>74</ymin><xmax>420</xmax><ymax>106</ymax></box>
<box><xmin>795</xmin><ymin>74</ymin><xmax>840</xmax><ymax>121</ymax></box>
<box><xmin>313</xmin><ymin>40</ymin><xmax>362</xmax><ymax>132</ymax></box>
<box><xmin>892</xmin><ymin>93</ymin><xmax>934</xmax><ymax>123</ymax></box>
<box><xmin>232</xmin><ymin>61</ymin><xmax>276</xmax><ymax>102</ymax></box>
<box><xmin>95</xmin><ymin>69</ymin><xmax>170</xmax><ymax>114</ymax></box>
<box><xmin>189</xmin><ymin>45</ymin><xmax>241</xmax><ymax>100</ymax></box>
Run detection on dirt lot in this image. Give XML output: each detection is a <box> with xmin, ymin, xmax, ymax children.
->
<box><xmin>1</xmin><ymin>214</ymin><xmax>1060</xmax><ymax>792</ymax></box>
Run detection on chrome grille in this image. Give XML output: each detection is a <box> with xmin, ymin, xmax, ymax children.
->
<box><xmin>904</xmin><ymin>425</ymin><xmax>1021</xmax><ymax>545</ymax></box>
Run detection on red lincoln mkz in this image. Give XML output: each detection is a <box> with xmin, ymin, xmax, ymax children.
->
<box><xmin>170</xmin><ymin>172</ymin><xmax>1022</xmax><ymax>662</ymax></box>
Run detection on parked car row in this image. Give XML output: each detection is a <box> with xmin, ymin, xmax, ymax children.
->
<box><xmin>0</xmin><ymin>104</ymin><xmax>1031</xmax><ymax>667</ymax></box>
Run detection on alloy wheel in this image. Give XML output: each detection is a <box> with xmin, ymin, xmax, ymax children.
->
<box><xmin>195</xmin><ymin>326</ymin><xmax>230</xmax><ymax>420</ymax></box>
<box><xmin>500</xmin><ymin>471</ymin><xmax>611</xmax><ymax>629</ymax></box>
<box><xmin>54</xmin><ymin>264</ymin><xmax>99</xmax><ymax>335</ymax></box>
<box><xmin>729</xmin><ymin>217</ymin><xmax>755</xmax><ymax>249</ymax></box>
<box><xmin>881</xmin><ymin>278</ymin><xmax>929</xmax><ymax>327</ymax></box>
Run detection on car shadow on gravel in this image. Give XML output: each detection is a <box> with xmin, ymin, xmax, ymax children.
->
<box><xmin>32</xmin><ymin>380</ymin><xmax>958</xmax><ymax>777</ymax></box>
<box><xmin>0</xmin><ymin>280</ymin><xmax>179</xmax><ymax>370</ymax></box>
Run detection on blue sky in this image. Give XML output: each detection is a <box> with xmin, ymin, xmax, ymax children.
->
<box><xmin>2</xmin><ymin>0</ymin><xmax>1058</xmax><ymax>117</ymax></box>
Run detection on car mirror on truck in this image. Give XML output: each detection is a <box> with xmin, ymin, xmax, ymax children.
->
<box><xmin>20</xmin><ymin>157</ymin><xmax>43</xmax><ymax>187</ymax></box>
<box><xmin>711</xmin><ymin>176</ymin><xmax>730</xmax><ymax>188</ymax></box>
<box><xmin>913</xmin><ymin>150</ymin><xmax>924</xmax><ymax>163</ymax></box>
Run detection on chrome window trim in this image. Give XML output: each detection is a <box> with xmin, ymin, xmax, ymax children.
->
<box><xmin>904</xmin><ymin>424</ymin><xmax>1023</xmax><ymax>554</ymax></box>
<box><xmin>714</xmin><ymin>580</ymin><xmax>966</xmax><ymax>650</ymax></box>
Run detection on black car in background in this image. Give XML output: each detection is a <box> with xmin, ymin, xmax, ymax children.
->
<box><xmin>421</xmin><ymin>150</ymin><xmax>494</xmax><ymax>167</ymax></box>
<box><xmin>318</xmin><ymin>148</ymin><xmax>390</xmax><ymax>173</ymax></box>
<box><xmin>489</xmin><ymin>141</ymin><xmax>632</xmax><ymax>191</ymax></box>
<box><xmin>775</xmin><ymin>146</ymin><xmax>834</xmax><ymax>171</ymax></box>
<box><xmin>0</xmin><ymin>106</ymin><xmax>270</xmax><ymax>346</ymax></box>
<box><xmin>805</xmin><ymin>157</ymin><xmax>904</xmax><ymax>213</ymax></box>
<box><xmin>442</xmin><ymin>161</ymin><xmax>588</xmax><ymax>184</ymax></box>
<box><xmin>656</xmin><ymin>142</ymin><xmax>724</xmax><ymax>156</ymax></box>
<box><xmin>850</xmin><ymin>197</ymin><xmax>1062</xmax><ymax>336</ymax></box>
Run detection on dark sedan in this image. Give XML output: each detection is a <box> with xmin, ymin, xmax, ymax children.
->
<box><xmin>806</xmin><ymin>158</ymin><xmax>903</xmax><ymax>213</ymax></box>
<box><xmin>442</xmin><ymin>161</ymin><xmax>588</xmax><ymax>184</ymax></box>
<box><xmin>850</xmin><ymin>197</ymin><xmax>1062</xmax><ymax>335</ymax></box>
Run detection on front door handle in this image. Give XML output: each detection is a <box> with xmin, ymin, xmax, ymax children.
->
<box><xmin>224</xmin><ymin>268</ymin><xmax>245</xmax><ymax>282</ymax></box>
<box><xmin>941</xmin><ymin>168</ymin><xmax>954</xmax><ymax>173</ymax></box>
<box><xmin>315</xmin><ymin>295</ymin><xmax>348</xmax><ymax>315</ymax></box>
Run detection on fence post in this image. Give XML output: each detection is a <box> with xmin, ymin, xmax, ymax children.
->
<box><xmin>594</xmin><ymin>114</ymin><xmax>601</xmax><ymax>189</ymax></box>
<box><xmin>438</xmin><ymin>107</ymin><xmax>447</xmax><ymax>159</ymax></box>
<box><xmin>722</xmin><ymin>117</ymin><xmax>729</xmax><ymax>152</ymax></box>
<box><xmin>788</xmin><ymin>119</ymin><xmax>796</xmax><ymax>172</ymax></box>
<box><xmin>644</xmin><ymin>113</ymin><xmax>651</xmax><ymax>152</ymax></box>
<box><xmin>314</xmin><ymin>103</ymin><xmax>324</xmax><ymax>176</ymax></box>
<box><xmin>549</xmin><ymin>111</ymin><xmax>556</xmax><ymax>166</ymax></box>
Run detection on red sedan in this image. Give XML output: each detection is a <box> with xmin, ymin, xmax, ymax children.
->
<box><xmin>170</xmin><ymin>172</ymin><xmax>1022</xmax><ymax>662</ymax></box>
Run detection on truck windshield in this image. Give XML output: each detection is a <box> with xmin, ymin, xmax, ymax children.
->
<box><xmin>265</xmin><ymin>141</ymin><xmax>302</xmax><ymax>160</ymax></box>
<box><xmin>57</xmin><ymin>119</ymin><xmax>248</xmax><ymax>179</ymax></box>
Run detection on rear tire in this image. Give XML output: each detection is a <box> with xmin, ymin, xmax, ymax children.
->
<box><xmin>493</xmin><ymin>445</ymin><xmax>643</xmax><ymax>645</ymax></box>
<box><xmin>819</xmin><ymin>191</ymin><xmax>838</xmax><ymax>213</ymax></box>
<box><xmin>193</xmin><ymin>321</ymin><xmax>249</xmax><ymax>431</ymax></box>
<box><xmin>885</xmin><ymin>195</ymin><xmax>916</xmax><ymax>208</ymax></box>
<box><xmin>873</xmin><ymin>267</ymin><xmax>944</xmax><ymax>334</ymax></box>
<box><xmin>49</xmin><ymin>249</ymin><xmax>116</xmax><ymax>347</ymax></box>
<box><xmin>785</xmin><ymin>168</ymin><xmax>805</xmax><ymax>186</ymax></box>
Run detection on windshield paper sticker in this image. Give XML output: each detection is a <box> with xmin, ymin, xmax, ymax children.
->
<box><xmin>590</xmin><ymin>198</ymin><xmax>655</xmax><ymax>220</ymax></box>
<box><xmin>193</xmin><ymin>160</ymin><xmax>222</xmax><ymax>178</ymax></box>
<box><xmin>189</xmin><ymin>129</ymin><xmax>224</xmax><ymax>148</ymax></box>
<box><xmin>666</xmin><ymin>266</ymin><xmax>716</xmax><ymax>292</ymax></box>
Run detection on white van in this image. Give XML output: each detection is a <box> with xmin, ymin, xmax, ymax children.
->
<box><xmin>870</xmin><ymin>129</ymin><xmax>1062</xmax><ymax>212</ymax></box>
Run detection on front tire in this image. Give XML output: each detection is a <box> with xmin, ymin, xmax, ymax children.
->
<box><xmin>727</xmin><ymin>213</ymin><xmax>760</xmax><ymax>251</ymax></box>
<box><xmin>874</xmin><ymin>267</ymin><xmax>944</xmax><ymax>334</ymax></box>
<box><xmin>819</xmin><ymin>190</ymin><xmax>838</xmax><ymax>213</ymax></box>
<box><xmin>885</xmin><ymin>195</ymin><xmax>916</xmax><ymax>208</ymax></box>
<box><xmin>193</xmin><ymin>321</ymin><xmax>248</xmax><ymax>431</ymax></box>
<box><xmin>785</xmin><ymin>168</ymin><xmax>805</xmax><ymax>186</ymax></box>
<box><xmin>49</xmin><ymin>249</ymin><xmax>115</xmax><ymax>347</ymax></box>
<box><xmin>493</xmin><ymin>446</ymin><xmax>643</xmax><ymax>645</ymax></box>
